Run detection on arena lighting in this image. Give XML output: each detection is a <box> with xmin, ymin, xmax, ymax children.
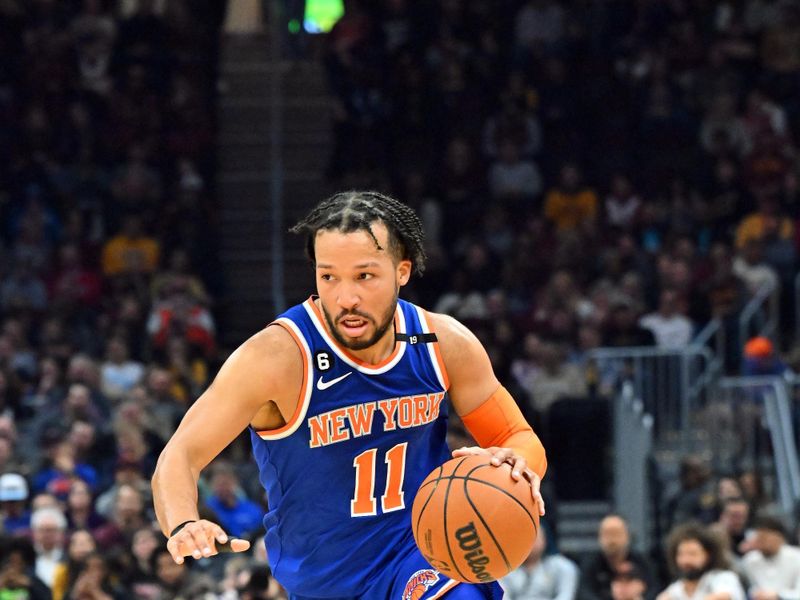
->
<box><xmin>303</xmin><ymin>0</ymin><xmax>344</xmax><ymax>33</ymax></box>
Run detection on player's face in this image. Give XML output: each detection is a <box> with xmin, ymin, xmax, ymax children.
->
<box><xmin>315</xmin><ymin>224</ymin><xmax>411</xmax><ymax>352</ymax></box>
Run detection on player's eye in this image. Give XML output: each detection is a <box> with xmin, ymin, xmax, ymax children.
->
<box><xmin>320</xmin><ymin>274</ymin><xmax>333</xmax><ymax>281</ymax></box>
<box><xmin>358</xmin><ymin>273</ymin><xmax>374</xmax><ymax>280</ymax></box>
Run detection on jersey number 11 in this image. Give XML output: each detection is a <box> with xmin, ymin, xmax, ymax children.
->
<box><xmin>351</xmin><ymin>442</ymin><xmax>408</xmax><ymax>517</ymax></box>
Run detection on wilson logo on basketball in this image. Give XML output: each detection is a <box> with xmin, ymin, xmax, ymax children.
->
<box><xmin>455</xmin><ymin>522</ymin><xmax>492</xmax><ymax>581</ymax></box>
<box><xmin>402</xmin><ymin>569</ymin><xmax>440</xmax><ymax>600</ymax></box>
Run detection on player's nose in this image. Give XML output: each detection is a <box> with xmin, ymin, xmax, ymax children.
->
<box><xmin>336</xmin><ymin>283</ymin><xmax>360</xmax><ymax>310</ymax></box>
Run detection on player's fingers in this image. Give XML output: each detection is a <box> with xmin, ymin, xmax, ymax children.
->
<box><xmin>510</xmin><ymin>456</ymin><xmax>527</xmax><ymax>481</ymax></box>
<box><xmin>166</xmin><ymin>536</ymin><xmax>184</xmax><ymax>565</ymax></box>
<box><xmin>489</xmin><ymin>447</ymin><xmax>512</xmax><ymax>466</ymax></box>
<box><xmin>523</xmin><ymin>469</ymin><xmax>546</xmax><ymax>516</ymax></box>
<box><xmin>451</xmin><ymin>446</ymin><xmax>486</xmax><ymax>457</ymax></box>
<box><xmin>210</xmin><ymin>523</ymin><xmax>228</xmax><ymax>545</ymax></box>
<box><xmin>173</xmin><ymin>521</ymin><xmax>218</xmax><ymax>559</ymax></box>
<box><xmin>185</xmin><ymin>525</ymin><xmax>214</xmax><ymax>559</ymax></box>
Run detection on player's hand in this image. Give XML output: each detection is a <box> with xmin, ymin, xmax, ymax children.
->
<box><xmin>452</xmin><ymin>446</ymin><xmax>545</xmax><ymax>516</ymax></box>
<box><xmin>166</xmin><ymin>519</ymin><xmax>251</xmax><ymax>564</ymax></box>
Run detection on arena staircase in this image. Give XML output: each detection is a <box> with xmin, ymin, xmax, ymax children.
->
<box><xmin>555</xmin><ymin>500</ymin><xmax>611</xmax><ymax>561</ymax></box>
<box><xmin>216</xmin><ymin>33</ymin><xmax>334</xmax><ymax>345</ymax></box>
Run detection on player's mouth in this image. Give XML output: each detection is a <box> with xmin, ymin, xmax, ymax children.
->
<box><xmin>339</xmin><ymin>316</ymin><xmax>370</xmax><ymax>337</ymax></box>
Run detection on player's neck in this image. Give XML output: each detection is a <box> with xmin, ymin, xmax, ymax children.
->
<box><xmin>348</xmin><ymin>326</ymin><xmax>396</xmax><ymax>365</ymax></box>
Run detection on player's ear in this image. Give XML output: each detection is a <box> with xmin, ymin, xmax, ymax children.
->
<box><xmin>397</xmin><ymin>260</ymin><xmax>412</xmax><ymax>286</ymax></box>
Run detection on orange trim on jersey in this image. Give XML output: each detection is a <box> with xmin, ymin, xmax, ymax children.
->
<box><xmin>306</xmin><ymin>297</ymin><xmax>403</xmax><ymax>369</ymax></box>
<box><xmin>429</xmin><ymin>579</ymin><xmax>459</xmax><ymax>599</ymax></box>
<box><xmin>420</xmin><ymin>310</ymin><xmax>450</xmax><ymax>390</ymax></box>
<box><xmin>255</xmin><ymin>321</ymin><xmax>309</xmax><ymax>436</ymax></box>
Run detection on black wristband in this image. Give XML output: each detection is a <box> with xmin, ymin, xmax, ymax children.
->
<box><xmin>169</xmin><ymin>520</ymin><xmax>197</xmax><ymax>538</ymax></box>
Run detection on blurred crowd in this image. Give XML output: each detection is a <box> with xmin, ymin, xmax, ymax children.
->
<box><xmin>0</xmin><ymin>0</ymin><xmax>282</xmax><ymax>598</ymax></box>
<box><xmin>501</xmin><ymin>507</ymin><xmax>800</xmax><ymax>600</ymax></box>
<box><xmin>324</xmin><ymin>0</ymin><xmax>800</xmax><ymax>410</ymax></box>
<box><xmin>323</xmin><ymin>1</ymin><xmax>800</xmax><ymax>598</ymax></box>
<box><xmin>1</xmin><ymin>0</ymin><xmax>800</xmax><ymax>598</ymax></box>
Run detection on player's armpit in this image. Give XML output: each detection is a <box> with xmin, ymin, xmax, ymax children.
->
<box><xmin>460</xmin><ymin>386</ymin><xmax>547</xmax><ymax>478</ymax></box>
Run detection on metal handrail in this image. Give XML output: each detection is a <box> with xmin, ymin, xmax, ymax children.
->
<box><xmin>614</xmin><ymin>382</ymin><xmax>654</xmax><ymax>553</ymax></box>
<box><xmin>588</xmin><ymin>344</ymin><xmax>716</xmax><ymax>441</ymax></box>
<box><xmin>796</xmin><ymin>271</ymin><xmax>800</xmax><ymax>342</ymax></box>
<box><xmin>717</xmin><ymin>376</ymin><xmax>800</xmax><ymax>517</ymax></box>
<box><xmin>739</xmin><ymin>282</ymin><xmax>778</xmax><ymax>350</ymax></box>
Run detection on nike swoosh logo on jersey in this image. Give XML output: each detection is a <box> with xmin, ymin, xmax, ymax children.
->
<box><xmin>316</xmin><ymin>372</ymin><xmax>353</xmax><ymax>390</ymax></box>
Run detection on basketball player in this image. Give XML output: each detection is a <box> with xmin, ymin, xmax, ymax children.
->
<box><xmin>152</xmin><ymin>191</ymin><xmax>547</xmax><ymax>599</ymax></box>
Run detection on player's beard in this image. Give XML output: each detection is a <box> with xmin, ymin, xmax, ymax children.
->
<box><xmin>322</xmin><ymin>288</ymin><xmax>398</xmax><ymax>351</ymax></box>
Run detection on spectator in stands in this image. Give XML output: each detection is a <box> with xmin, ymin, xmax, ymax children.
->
<box><xmin>0</xmin><ymin>536</ymin><xmax>51</xmax><ymax>600</ymax></box>
<box><xmin>146</xmin><ymin>279</ymin><xmax>216</xmax><ymax>358</ymax></box>
<box><xmin>518</xmin><ymin>341</ymin><xmax>587</xmax><ymax>417</ymax></box>
<box><xmin>604</xmin><ymin>175</ymin><xmax>642</xmax><ymax>232</ymax></box>
<box><xmin>483</xmin><ymin>95</ymin><xmax>542</xmax><ymax>160</ymax></box>
<box><xmin>64</xmin><ymin>552</ymin><xmax>127</xmax><ymax>599</ymax></box>
<box><xmin>735</xmin><ymin>195</ymin><xmax>794</xmax><ymax>251</ymax></box>
<box><xmin>603</xmin><ymin>298</ymin><xmax>656</xmax><ymax>348</ymax></box>
<box><xmin>237</xmin><ymin>565</ymin><xmax>285</xmax><ymax>600</ymax></box>
<box><xmin>162</xmin><ymin>335</ymin><xmax>208</xmax><ymax>404</ymax></box>
<box><xmin>656</xmin><ymin>523</ymin><xmax>745</xmax><ymax>600</ymax></box>
<box><xmin>514</xmin><ymin>0</ymin><xmax>566</xmax><ymax>60</ymax></box>
<box><xmin>741</xmin><ymin>515</ymin><xmax>800</xmax><ymax>600</ymax></box>
<box><xmin>741</xmin><ymin>336</ymin><xmax>788</xmax><ymax>376</ymax></box>
<box><xmin>150</xmin><ymin>248</ymin><xmax>210</xmax><ymax>306</ymax></box>
<box><xmin>203</xmin><ymin>462</ymin><xmax>265</xmax><ymax>540</ymax></box>
<box><xmin>738</xmin><ymin>469</ymin><xmax>774</xmax><ymax>517</ymax></box>
<box><xmin>0</xmin><ymin>434</ymin><xmax>23</xmax><ymax>479</ymax></box>
<box><xmin>31</xmin><ymin>505</ymin><xmax>68</xmax><ymax>589</ymax></box>
<box><xmin>581</xmin><ymin>514</ymin><xmax>657</xmax><ymax>600</ymax></box>
<box><xmin>64</xmin><ymin>478</ymin><xmax>105</xmax><ymax>532</ymax></box>
<box><xmin>612</xmin><ymin>563</ymin><xmax>650</xmax><ymax>600</ymax></box>
<box><xmin>99</xmin><ymin>336</ymin><xmax>145</xmax><ymax>401</ymax></box>
<box><xmin>711</xmin><ymin>497</ymin><xmax>752</xmax><ymax>560</ymax></box>
<box><xmin>501</xmin><ymin>525</ymin><xmax>579</xmax><ymax>600</ymax></box>
<box><xmin>639</xmin><ymin>289</ymin><xmax>694</xmax><ymax>349</ymax></box>
<box><xmin>488</xmin><ymin>138</ymin><xmax>543</xmax><ymax>207</ymax></box>
<box><xmin>0</xmin><ymin>258</ymin><xmax>48</xmax><ymax>313</ymax></box>
<box><xmin>732</xmin><ymin>239</ymin><xmax>779</xmax><ymax>295</ymax></box>
<box><xmin>149</xmin><ymin>546</ymin><xmax>217</xmax><ymax>599</ymax></box>
<box><xmin>0</xmin><ymin>472</ymin><xmax>31</xmax><ymax>534</ymax></box>
<box><xmin>32</xmin><ymin>437</ymin><xmax>99</xmax><ymax>496</ymax></box>
<box><xmin>100</xmin><ymin>214</ymin><xmax>160</xmax><ymax>279</ymax></box>
<box><xmin>92</xmin><ymin>483</ymin><xmax>148</xmax><ymax>552</ymax></box>
<box><xmin>48</xmin><ymin>242</ymin><xmax>103</xmax><ymax>312</ymax></box>
<box><xmin>50</xmin><ymin>528</ymin><xmax>97</xmax><ymax>600</ymax></box>
<box><xmin>544</xmin><ymin>164</ymin><xmax>599</xmax><ymax>235</ymax></box>
<box><xmin>124</xmin><ymin>526</ymin><xmax>161</xmax><ymax>596</ymax></box>
<box><xmin>665</xmin><ymin>456</ymin><xmax>716</xmax><ymax>531</ymax></box>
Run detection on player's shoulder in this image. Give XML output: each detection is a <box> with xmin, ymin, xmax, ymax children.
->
<box><xmin>224</xmin><ymin>323</ymin><xmax>302</xmax><ymax>375</ymax></box>
<box><xmin>425</xmin><ymin>311</ymin><xmax>485</xmax><ymax>363</ymax></box>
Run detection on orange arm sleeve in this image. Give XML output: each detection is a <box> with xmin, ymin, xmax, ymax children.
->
<box><xmin>460</xmin><ymin>386</ymin><xmax>547</xmax><ymax>478</ymax></box>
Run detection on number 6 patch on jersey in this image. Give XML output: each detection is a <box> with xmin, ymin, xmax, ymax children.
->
<box><xmin>315</xmin><ymin>351</ymin><xmax>333</xmax><ymax>371</ymax></box>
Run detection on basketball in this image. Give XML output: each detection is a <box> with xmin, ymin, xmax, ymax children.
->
<box><xmin>411</xmin><ymin>454</ymin><xmax>540</xmax><ymax>583</ymax></box>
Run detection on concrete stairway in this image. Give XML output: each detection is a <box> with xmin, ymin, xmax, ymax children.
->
<box><xmin>216</xmin><ymin>34</ymin><xmax>334</xmax><ymax>345</ymax></box>
<box><xmin>555</xmin><ymin>500</ymin><xmax>611</xmax><ymax>562</ymax></box>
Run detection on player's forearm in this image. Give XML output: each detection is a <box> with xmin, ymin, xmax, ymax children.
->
<box><xmin>152</xmin><ymin>446</ymin><xmax>202</xmax><ymax>537</ymax></box>
<box><xmin>460</xmin><ymin>386</ymin><xmax>547</xmax><ymax>477</ymax></box>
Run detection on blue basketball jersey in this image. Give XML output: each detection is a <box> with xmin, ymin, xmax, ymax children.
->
<box><xmin>249</xmin><ymin>296</ymin><xmax>453</xmax><ymax>598</ymax></box>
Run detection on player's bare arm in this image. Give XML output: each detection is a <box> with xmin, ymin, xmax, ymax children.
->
<box><xmin>152</xmin><ymin>324</ymin><xmax>302</xmax><ymax>563</ymax></box>
<box><xmin>429</xmin><ymin>311</ymin><xmax>547</xmax><ymax>515</ymax></box>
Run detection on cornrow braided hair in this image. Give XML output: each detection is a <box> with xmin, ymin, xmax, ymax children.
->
<box><xmin>290</xmin><ymin>190</ymin><xmax>427</xmax><ymax>276</ymax></box>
